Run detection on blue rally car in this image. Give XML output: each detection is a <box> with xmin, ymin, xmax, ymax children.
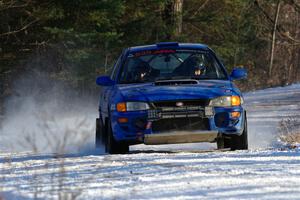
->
<box><xmin>96</xmin><ymin>42</ymin><xmax>248</xmax><ymax>154</ymax></box>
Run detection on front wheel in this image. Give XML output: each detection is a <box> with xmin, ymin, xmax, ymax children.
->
<box><xmin>105</xmin><ymin>120</ymin><xmax>129</xmax><ymax>154</ymax></box>
<box><xmin>95</xmin><ymin>118</ymin><xmax>103</xmax><ymax>148</ymax></box>
<box><xmin>231</xmin><ymin>116</ymin><xmax>248</xmax><ymax>150</ymax></box>
<box><xmin>217</xmin><ymin>114</ymin><xmax>248</xmax><ymax>150</ymax></box>
<box><xmin>217</xmin><ymin>136</ymin><xmax>231</xmax><ymax>149</ymax></box>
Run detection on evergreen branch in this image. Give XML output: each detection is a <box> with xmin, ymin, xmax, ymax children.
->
<box><xmin>0</xmin><ymin>19</ymin><xmax>39</xmax><ymax>37</ymax></box>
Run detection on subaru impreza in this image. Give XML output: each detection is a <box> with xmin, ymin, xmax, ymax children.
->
<box><xmin>96</xmin><ymin>42</ymin><xmax>248</xmax><ymax>154</ymax></box>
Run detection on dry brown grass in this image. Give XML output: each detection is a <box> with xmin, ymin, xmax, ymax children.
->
<box><xmin>277</xmin><ymin>117</ymin><xmax>300</xmax><ymax>148</ymax></box>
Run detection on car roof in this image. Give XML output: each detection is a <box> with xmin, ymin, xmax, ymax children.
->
<box><xmin>128</xmin><ymin>42</ymin><xmax>209</xmax><ymax>53</ymax></box>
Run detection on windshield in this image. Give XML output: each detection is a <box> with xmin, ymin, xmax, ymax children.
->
<box><xmin>118</xmin><ymin>49</ymin><xmax>227</xmax><ymax>84</ymax></box>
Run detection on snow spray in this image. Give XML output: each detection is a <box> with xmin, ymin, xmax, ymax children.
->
<box><xmin>0</xmin><ymin>70</ymin><xmax>100</xmax><ymax>154</ymax></box>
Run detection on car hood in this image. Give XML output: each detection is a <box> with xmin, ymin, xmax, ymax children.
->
<box><xmin>117</xmin><ymin>80</ymin><xmax>236</xmax><ymax>102</ymax></box>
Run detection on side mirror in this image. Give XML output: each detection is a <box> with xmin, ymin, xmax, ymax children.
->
<box><xmin>96</xmin><ymin>76</ymin><xmax>115</xmax><ymax>86</ymax></box>
<box><xmin>230</xmin><ymin>68</ymin><xmax>247</xmax><ymax>80</ymax></box>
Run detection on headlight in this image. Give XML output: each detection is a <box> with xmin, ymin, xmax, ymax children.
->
<box><xmin>116</xmin><ymin>102</ymin><xmax>150</xmax><ymax>112</ymax></box>
<box><xmin>209</xmin><ymin>96</ymin><xmax>242</xmax><ymax>107</ymax></box>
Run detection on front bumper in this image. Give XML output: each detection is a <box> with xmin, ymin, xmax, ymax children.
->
<box><xmin>111</xmin><ymin>105</ymin><xmax>245</xmax><ymax>143</ymax></box>
<box><xmin>144</xmin><ymin>130</ymin><xmax>218</xmax><ymax>145</ymax></box>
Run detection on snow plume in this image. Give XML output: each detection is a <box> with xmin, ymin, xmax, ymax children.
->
<box><xmin>245</xmin><ymin>84</ymin><xmax>300</xmax><ymax>150</ymax></box>
<box><xmin>247</xmin><ymin>119</ymin><xmax>278</xmax><ymax>150</ymax></box>
<box><xmin>0</xmin><ymin>70</ymin><xmax>99</xmax><ymax>154</ymax></box>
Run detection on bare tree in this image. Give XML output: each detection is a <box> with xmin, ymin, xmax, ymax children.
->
<box><xmin>173</xmin><ymin>0</ymin><xmax>183</xmax><ymax>36</ymax></box>
<box><xmin>269</xmin><ymin>0</ymin><xmax>281</xmax><ymax>77</ymax></box>
<box><xmin>254</xmin><ymin>0</ymin><xmax>300</xmax><ymax>44</ymax></box>
<box><xmin>254</xmin><ymin>0</ymin><xmax>300</xmax><ymax>85</ymax></box>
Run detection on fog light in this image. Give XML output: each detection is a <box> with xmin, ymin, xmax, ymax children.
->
<box><xmin>231</xmin><ymin>111</ymin><xmax>240</xmax><ymax>118</ymax></box>
<box><xmin>118</xmin><ymin>117</ymin><xmax>128</xmax><ymax>123</ymax></box>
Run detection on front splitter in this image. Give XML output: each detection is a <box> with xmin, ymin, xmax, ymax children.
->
<box><xmin>144</xmin><ymin>130</ymin><xmax>218</xmax><ymax>145</ymax></box>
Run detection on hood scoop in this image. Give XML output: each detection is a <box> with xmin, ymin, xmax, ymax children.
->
<box><xmin>155</xmin><ymin>79</ymin><xmax>199</xmax><ymax>86</ymax></box>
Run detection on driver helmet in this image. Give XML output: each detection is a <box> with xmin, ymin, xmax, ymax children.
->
<box><xmin>133</xmin><ymin>61</ymin><xmax>152</xmax><ymax>80</ymax></box>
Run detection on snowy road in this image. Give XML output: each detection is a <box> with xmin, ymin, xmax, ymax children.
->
<box><xmin>1</xmin><ymin>84</ymin><xmax>300</xmax><ymax>199</ymax></box>
<box><xmin>1</xmin><ymin>150</ymin><xmax>300</xmax><ymax>200</ymax></box>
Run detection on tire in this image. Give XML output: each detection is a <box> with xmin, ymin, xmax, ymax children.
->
<box><xmin>105</xmin><ymin>120</ymin><xmax>129</xmax><ymax>154</ymax></box>
<box><xmin>217</xmin><ymin>113</ymin><xmax>248</xmax><ymax>150</ymax></box>
<box><xmin>217</xmin><ymin>136</ymin><xmax>231</xmax><ymax>149</ymax></box>
<box><xmin>95</xmin><ymin>118</ymin><xmax>103</xmax><ymax>148</ymax></box>
<box><xmin>231</xmin><ymin>116</ymin><xmax>248</xmax><ymax>150</ymax></box>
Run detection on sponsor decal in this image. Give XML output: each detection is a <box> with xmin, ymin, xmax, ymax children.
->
<box><xmin>176</xmin><ymin>102</ymin><xmax>184</xmax><ymax>107</ymax></box>
<box><xmin>134</xmin><ymin>49</ymin><xmax>176</xmax><ymax>57</ymax></box>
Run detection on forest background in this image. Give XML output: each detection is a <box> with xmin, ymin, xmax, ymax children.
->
<box><xmin>1</xmin><ymin>0</ymin><xmax>300</xmax><ymax>115</ymax></box>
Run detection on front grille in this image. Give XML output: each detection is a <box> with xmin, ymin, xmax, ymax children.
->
<box><xmin>152</xmin><ymin>99</ymin><xmax>208</xmax><ymax>108</ymax></box>
<box><xmin>152</xmin><ymin>117</ymin><xmax>209</xmax><ymax>133</ymax></box>
<box><xmin>147</xmin><ymin>106</ymin><xmax>205</xmax><ymax>120</ymax></box>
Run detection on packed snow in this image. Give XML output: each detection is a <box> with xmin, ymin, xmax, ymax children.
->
<box><xmin>1</xmin><ymin>84</ymin><xmax>300</xmax><ymax>199</ymax></box>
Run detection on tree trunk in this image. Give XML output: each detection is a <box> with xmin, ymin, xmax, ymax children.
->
<box><xmin>269</xmin><ymin>0</ymin><xmax>281</xmax><ymax>77</ymax></box>
<box><xmin>173</xmin><ymin>0</ymin><xmax>183</xmax><ymax>37</ymax></box>
<box><xmin>286</xmin><ymin>47</ymin><xmax>293</xmax><ymax>85</ymax></box>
